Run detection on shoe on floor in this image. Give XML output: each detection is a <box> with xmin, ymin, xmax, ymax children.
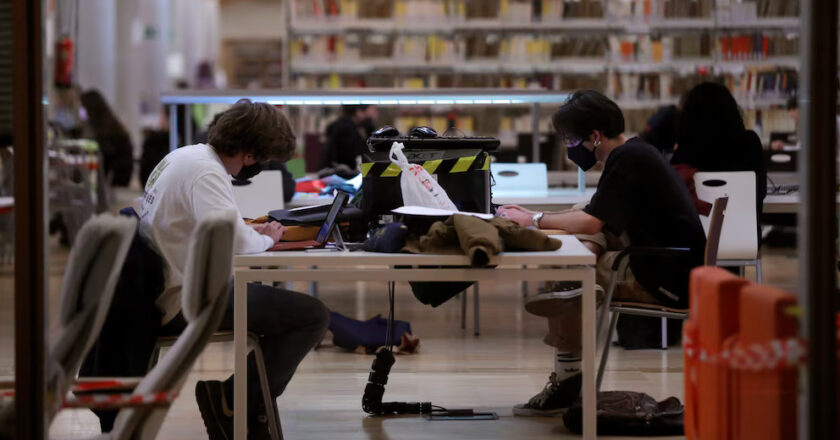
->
<box><xmin>512</xmin><ymin>372</ymin><xmax>582</xmax><ymax>417</ymax></box>
<box><xmin>524</xmin><ymin>283</ymin><xmax>604</xmax><ymax>317</ymax></box>
<box><xmin>196</xmin><ymin>380</ymin><xmax>233</xmax><ymax>440</ymax></box>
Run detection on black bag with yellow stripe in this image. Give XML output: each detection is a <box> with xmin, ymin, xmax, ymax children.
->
<box><xmin>361</xmin><ymin>147</ymin><xmax>493</xmax><ymax>228</ymax></box>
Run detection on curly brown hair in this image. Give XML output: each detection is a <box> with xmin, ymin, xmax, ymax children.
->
<box><xmin>208</xmin><ymin>99</ymin><xmax>296</xmax><ymax>162</ymax></box>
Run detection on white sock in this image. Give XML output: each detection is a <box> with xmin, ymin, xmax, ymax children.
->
<box><xmin>554</xmin><ymin>350</ymin><xmax>581</xmax><ymax>382</ymax></box>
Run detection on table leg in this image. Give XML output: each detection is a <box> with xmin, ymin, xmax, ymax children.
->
<box><xmin>581</xmin><ymin>267</ymin><xmax>597</xmax><ymax>439</ymax></box>
<box><xmin>473</xmin><ymin>283</ymin><xmax>480</xmax><ymax>336</ymax></box>
<box><xmin>234</xmin><ymin>276</ymin><xmax>248</xmax><ymax>440</ymax></box>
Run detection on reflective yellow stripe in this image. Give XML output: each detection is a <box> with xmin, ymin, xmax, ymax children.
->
<box><xmin>360</xmin><ymin>162</ymin><xmax>373</xmax><ymax>177</ymax></box>
<box><xmin>450</xmin><ymin>156</ymin><xmax>475</xmax><ymax>173</ymax></box>
<box><xmin>423</xmin><ymin>159</ymin><xmax>442</xmax><ymax>174</ymax></box>
<box><xmin>481</xmin><ymin>156</ymin><xmax>490</xmax><ymax>170</ymax></box>
<box><xmin>381</xmin><ymin>163</ymin><xmax>402</xmax><ymax>177</ymax></box>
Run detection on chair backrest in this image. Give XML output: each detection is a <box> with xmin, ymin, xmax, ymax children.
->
<box><xmin>48</xmin><ymin>214</ymin><xmax>136</xmax><ymax>418</ymax></box>
<box><xmin>490</xmin><ymin>162</ymin><xmax>548</xmax><ymax>196</ymax></box>
<box><xmin>703</xmin><ymin>197</ymin><xmax>728</xmax><ymax>266</ymax></box>
<box><xmin>232</xmin><ymin>170</ymin><xmax>285</xmax><ymax>219</ymax></box>
<box><xmin>693</xmin><ymin>171</ymin><xmax>757</xmax><ymax>260</ymax></box>
<box><xmin>109</xmin><ymin>210</ymin><xmax>236</xmax><ymax>440</ymax></box>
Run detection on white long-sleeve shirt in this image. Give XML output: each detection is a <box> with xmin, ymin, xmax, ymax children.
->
<box><xmin>139</xmin><ymin>143</ymin><xmax>273</xmax><ymax>323</ymax></box>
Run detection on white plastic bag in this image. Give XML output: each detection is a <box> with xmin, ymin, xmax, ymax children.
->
<box><xmin>389</xmin><ymin>142</ymin><xmax>458</xmax><ymax>211</ymax></box>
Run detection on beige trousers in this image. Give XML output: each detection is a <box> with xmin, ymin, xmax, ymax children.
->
<box><xmin>542</xmin><ymin>227</ymin><xmax>660</xmax><ymax>356</ymax></box>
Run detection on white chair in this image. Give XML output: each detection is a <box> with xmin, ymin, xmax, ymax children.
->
<box><xmin>693</xmin><ymin>171</ymin><xmax>762</xmax><ymax>282</ymax></box>
<box><xmin>0</xmin><ymin>214</ymin><xmax>136</xmax><ymax>435</ymax></box>
<box><xmin>490</xmin><ymin>162</ymin><xmax>548</xmax><ymax>196</ymax></box>
<box><xmin>232</xmin><ymin>170</ymin><xmax>285</xmax><ymax>219</ymax></box>
<box><xmin>96</xmin><ymin>210</ymin><xmax>236</xmax><ymax>440</ymax></box>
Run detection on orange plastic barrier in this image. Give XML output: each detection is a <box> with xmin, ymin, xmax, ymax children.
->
<box><xmin>684</xmin><ymin>267</ymin><xmax>750</xmax><ymax>440</ymax></box>
<box><xmin>727</xmin><ymin>284</ymin><xmax>798</xmax><ymax>440</ymax></box>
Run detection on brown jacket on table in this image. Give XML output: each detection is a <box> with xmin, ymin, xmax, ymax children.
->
<box><xmin>403</xmin><ymin>214</ymin><xmax>562</xmax><ymax>266</ymax></box>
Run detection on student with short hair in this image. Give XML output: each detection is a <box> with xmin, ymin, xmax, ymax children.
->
<box><xmin>497</xmin><ymin>90</ymin><xmax>706</xmax><ymax>416</ymax></box>
<box><xmin>321</xmin><ymin>104</ymin><xmax>378</xmax><ymax>172</ymax></box>
<box><xmin>140</xmin><ymin>99</ymin><xmax>329</xmax><ymax>439</ymax></box>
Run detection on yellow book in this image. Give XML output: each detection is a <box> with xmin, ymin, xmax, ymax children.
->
<box><xmin>404</xmin><ymin>78</ymin><xmax>425</xmax><ymax>89</ymax></box>
<box><xmin>500</xmin><ymin>116</ymin><xmax>512</xmax><ymax>132</ymax></box>
<box><xmin>652</xmin><ymin>41</ymin><xmax>663</xmax><ymax>63</ymax></box>
<box><xmin>460</xmin><ymin>116</ymin><xmax>475</xmax><ymax>133</ymax></box>
<box><xmin>395</xmin><ymin>0</ymin><xmax>407</xmax><ymax>18</ymax></box>
<box><xmin>340</xmin><ymin>0</ymin><xmax>357</xmax><ymax>18</ymax></box>
<box><xmin>428</xmin><ymin>35</ymin><xmax>438</xmax><ymax>60</ymax></box>
<box><xmin>329</xmin><ymin>74</ymin><xmax>340</xmax><ymax>89</ymax></box>
<box><xmin>500</xmin><ymin>0</ymin><xmax>509</xmax><ymax>17</ymax></box>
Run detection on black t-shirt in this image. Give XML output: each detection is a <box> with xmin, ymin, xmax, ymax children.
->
<box><xmin>322</xmin><ymin>116</ymin><xmax>368</xmax><ymax>170</ymax></box>
<box><xmin>583</xmin><ymin>137</ymin><xmax>706</xmax><ymax>307</ymax></box>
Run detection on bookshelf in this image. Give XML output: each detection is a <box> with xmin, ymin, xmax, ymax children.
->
<box><xmin>279</xmin><ymin>0</ymin><xmax>800</xmax><ymax>138</ymax></box>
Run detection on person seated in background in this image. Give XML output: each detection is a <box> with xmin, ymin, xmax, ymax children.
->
<box><xmin>639</xmin><ymin>104</ymin><xmax>678</xmax><ymax>158</ymax></box>
<box><xmin>80</xmin><ymin>89</ymin><xmax>134</xmax><ymax>187</ymax></box>
<box><xmin>140</xmin><ymin>99</ymin><xmax>329</xmax><ymax>439</ymax></box>
<box><xmin>670</xmin><ymin>82</ymin><xmax>766</xmax><ymax>218</ymax></box>
<box><xmin>496</xmin><ymin>90</ymin><xmax>706</xmax><ymax>417</ymax></box>
<box><xmin>321</xmin><ymin>104</ymin><xmax>378</xmax><ymax>175</ymax></box>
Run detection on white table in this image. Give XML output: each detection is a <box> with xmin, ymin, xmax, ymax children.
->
<box><xmin>232</xmin><ymin>236</ymin><xmax>598</xmax><ymax>439</ymax></box>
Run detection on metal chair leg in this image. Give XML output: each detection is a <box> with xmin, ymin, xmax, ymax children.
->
<box><xmin>309</xmin><ymin>266</ymin><xmax>318</xmax><ymax>298</ymax></box>
<box><xmin>250</xmin><ymin>334</ymin><xmax>283</xmax><ymax>440</ymax></box>
<box><xmin>460</xmin><ymin>291</ymin><xmax>467</xmax><ymax>330</ymax></box>
<box><xmin>521</xmin><ymin>265</ymin><xmax>528</xmax><ymax>297</ymax></box>
<box><xmin>661</xmin><ymin>317</ymin><xmax>668</xmax><ymax>350</ymax></box>
<box><xmin>596</xmin><ymin>311</ymin><xmax>620</xmax><ymax>391</ymax></box>
<box><xmin>473</xmin><ymin>283</ymin><xmax>480</xmax><ymax>336</ymax></box>
<box><xmin>147</xmin><ymin>346</ymin><xmax>161</xmax><ymax>372</ymax></box>
<box><xmin>755</xmin><ymin>258</ymin><xmax>763</xmax><ymax>283</ymax></box>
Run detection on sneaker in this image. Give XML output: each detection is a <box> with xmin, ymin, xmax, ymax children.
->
<box><xmin>196</xmin><ymin>380</ymin><xmax>275</xmax><ymax>440</ymax></box>
<box><xmin>512</xmin><ymin>372</ymin><xmax>582</xmax><ymax>417</ymax></box>
<box><xmin>195</xmin><ymin>380</ymin><xmax>233</xmax><ymax>440</ymax></box>
<box><xmin>524</xmin><ymin>283</ymin><xmax>604</xmax><ymax>317</ymax></box>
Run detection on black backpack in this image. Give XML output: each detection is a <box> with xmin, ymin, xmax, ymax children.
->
<box><xmin>562</xmin><ymin>391</ymin><xmax>684</xmax><ymax>436</ymax></box>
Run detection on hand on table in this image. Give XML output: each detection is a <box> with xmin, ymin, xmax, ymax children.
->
<box><xmin>495</xmin><ymin>204</ymin><xmax>536</xmax><ymax>227</ymax></box>
<box><xmin>252</xmin><ymin>221</ymin><xmax>285</xmax><ymax>244</ymax></box>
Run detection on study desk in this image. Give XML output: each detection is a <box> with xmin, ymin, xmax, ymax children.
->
<box><xmin>232</xmin><ymin>236</ymin><xmax>598</xmax><ymax>439</ymax></box>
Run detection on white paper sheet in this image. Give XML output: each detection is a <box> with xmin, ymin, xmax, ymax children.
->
<box><xmin>392</xmin><ymin>205</ymin><xmax>494</xmax><ymax>220</ymax></box>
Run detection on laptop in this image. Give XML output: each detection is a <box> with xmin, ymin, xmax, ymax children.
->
<box><xmin>270</xmin><ymin>191</ymin><xmax>349</xmax><ymax>251</ymax></box>
<box><xmin>490</xmin><ymin>162</ymin><xmax>548</xmax><ymax>197</ymax></box>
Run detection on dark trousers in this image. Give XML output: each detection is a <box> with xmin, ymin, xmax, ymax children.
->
<box><xmin>162</xmin><ymin>282</ymin><xmax>330</xmax><ymax>417</ymax></box>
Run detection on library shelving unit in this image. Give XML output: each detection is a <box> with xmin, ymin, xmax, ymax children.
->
<box><xmin>272</xmin><ymin>0</ymin><xmax>800</xmax><ymax>138</ymax></box>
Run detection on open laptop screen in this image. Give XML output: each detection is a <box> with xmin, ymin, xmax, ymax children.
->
<box><xmin>315</xmin><ymin>191</ymin><xmax>350</xmax><ymax>244</ymax></box>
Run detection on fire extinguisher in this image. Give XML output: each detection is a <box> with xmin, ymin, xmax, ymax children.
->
<box><xmin>55</xmin><ymin>35</ymin><xmax>74</xmax><ymax>88</ymax></box>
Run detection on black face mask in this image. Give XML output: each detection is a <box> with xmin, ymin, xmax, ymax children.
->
<box><xmin>567</xmin><ymin>141</ymin><xmax>598</xmax><ymax>171</ymax></box>
<box><xmin>232</xmin><ymin>162</ymin><xmax>264</xmax><ymax>183</ymax></box>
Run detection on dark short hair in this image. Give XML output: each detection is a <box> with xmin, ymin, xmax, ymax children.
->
<box><xmin>552</xmin><ymin>90</ymin><xmax>624</xmax><ymax>145</ymax></box>
<box><xmin>208</xmin><ymin>98</ymin><xmax>296</xmax><ymax>162</ymax></box>
<box><xmin>342</xmin><ymin>104</ymin><xmax>370</xmax><ymax>117</ymax></box>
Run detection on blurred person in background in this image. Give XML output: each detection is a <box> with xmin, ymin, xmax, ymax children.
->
<box><xmin>80</xmin><ymin>89</ymin><xmax>134</xmax><ymax>187</ymax></box>
<box><xmin>671</xmin><ymin>82</ymin><xmax>766</xmax><ymax>219</ymax></box>
<box><xmin>321</xmin><ymin>104</ymin><xmax>378</xmax><ymax>174</ymax></box>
